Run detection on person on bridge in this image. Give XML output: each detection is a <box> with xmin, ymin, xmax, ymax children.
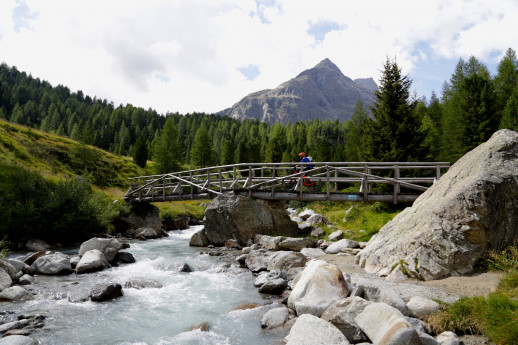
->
<box><xmin>298</xmin><ymin>152</ymin><xmax>313</xmax><ymax>171</ymax></box>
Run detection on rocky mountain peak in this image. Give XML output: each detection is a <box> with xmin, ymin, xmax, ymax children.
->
<box><xmin>220</xmin><ymin>59</ymin><xmax>377</xmax><ymax>125</ymax></box>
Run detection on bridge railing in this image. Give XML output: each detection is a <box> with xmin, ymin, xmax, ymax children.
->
<box><xmin>124</xmin><ymin>162</ymin><xmax>450</xmax><ymax>203</ymax></box>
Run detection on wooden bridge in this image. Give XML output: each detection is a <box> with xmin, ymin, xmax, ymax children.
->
<box><xmin>124</xmin><ymin>162</ymin><xmax>450</xmax><ymax>204</ymax></box>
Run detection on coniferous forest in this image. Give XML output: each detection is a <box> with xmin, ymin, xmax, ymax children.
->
<box><xmin>1</xmin><ymin>49</ymin><xmax>518</xmax><ymax>173</ymax></box>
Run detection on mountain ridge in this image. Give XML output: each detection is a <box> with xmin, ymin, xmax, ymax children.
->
<box><xmin>219</xmin><ymin>58</ymin><xmax>377</xmax><ymax>124</ymax></box>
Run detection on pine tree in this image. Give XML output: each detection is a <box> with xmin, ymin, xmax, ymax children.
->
<box><xmin>345</xmin><ymin>100</ymin><xmax>369</xmax><ymax>161</ymax></box>
<box><xmin>499</xmin><ymin>89</ymin><xmax>518</xmax><ymax>131</ymax></box>
<box><xmin>153</xmin><ymin>117</ymin><xmax>182</xmax><ymax>173</ymax></box>
<box><xmin>494</xmin><ymin>48</ymin><xmax>518</xmax><ymax>113</ymax></box>
<box><xmin>190</xmin><ymin>126</ymin><xmax>213</xmax><ymax>168</ymax></box>
<box><xmin>132</xmin><ymin>133</ymin><xmax>149</xmax><ymax>168</ymax></box>
<box><xmin>362</xmin><ymin>57</ymin><xmax>424</xmax><ymax>162</ymax></box>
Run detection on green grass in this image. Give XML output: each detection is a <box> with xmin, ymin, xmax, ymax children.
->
<box><xmin>427</xmin><ymin>245</ymin><xmax>518</xmax><ymax>345</ymax></box>
<box><xmin>292</xmin><ymin>200</ymin><xmax>403</xmax><ymax>242</ymax></box>
<box><xmin>154</xmin><ymin>200</ymin><xmax>207</xmax><ymax>221</ymax></box>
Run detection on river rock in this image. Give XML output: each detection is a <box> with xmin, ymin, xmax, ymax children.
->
<box><xmin>267</xmin><ymin>251</ymin><xmax>307</xmax><ymax>272</ymax></box>
<box><xmin>255</xmin><ymin>235</ymin><xmax>285</xmax><ymax>250</ymax></box>
<box><xmin>123</xmin><ymin>277</ymin><xmax>163</xmax><ymax>289</ymax></box>
<box><xmin>78</xmin><ymin>238</ymin><xmax>123</xmax><ymax>262</ymax></box>
<box><xmin>325</xmin><ymin>239</ymin><xmax>360</xmax><ymax>254</ymax></box>
<box><xmin>203</xmin><ymin>195</ymin><xmax>298</xmax><ymax>246</ymax></box>
<box><xmin>261</xmin><ymin>307</ymin><xmax>290</xmax><ymax>329</ymax></box>
<box><xmin>285</xmin><ymin>313</ymin><xmax>350</xmax><ymax>345</ymax></box>
<box><xmin>407</xmin><ymin>296</ymin><xmax>441</xmax><ymax>319</ymax></box>
<box><xmin>328</xmin><ymin>230</ymin><xmax>344</xmax><ymax>241</ymax></box>
<box><xmin>245</xmin><ymin>250</ymin><xmax>272</xmax><ymax>273</ymax></box>
<box><xmin>436</xmin><ymin>331</ymin><xmax>460</xmax><ymax>345</ymax></box>
<box><xmin>355</xmin><ymin>302</ymin><xmax>420</xmax><ymax>345</ymax></box>
<box><xmin>351</xmin><ymin>281</ymin><xmax>409</xmax><ymax>316</ymax></box>
<box><xmin>258</xmin><ymin>278</ymin><xmax>288</xmax><ymax>295</ymax></box>
<box><xmin>357</xmin><ymin>129</ymin><xmax>518</xmax><ymax>281</ymax></box>
<box><xmin>321</xmin><ymin>296</ymin><xmax>372</xmax><ymax>343</ymax></box>
<box><xmin>0</xmin><ymin>258</ymin><xmax>17</xmax><ymax>279</ymax></box>
<box><xmin>189</xmin><ymin>228</ymin><xmax>209</xmax><ymax>247</ymax></box>
<box><xmin>18</xmin><ymin>274</ymin><xmax>34</xmax><ymax>285</ymax></box>
<box><xmin>133</xmin><ymin>227</ymin><xmax>162</xmax><ymax>240</ymax></box>
<box><xmin>298</xmin><ymin>209</ymin><xmax>317</xmax><ymax>220</ymax></box>
<box><xmin>22</xmin><ymin>251</ymin><xmax>47</xmax><ymax>266</ymax></box>
<box><xmin>119</xmin><ymin>202</ymin><xmax>162</xmax><ymax>236</ymax></box>
<box><xmin>76</xmin><ymin>249</ymin><xmax>111</xmax><ymax>274</ymax></box>
<box><xmin>300</xmin><ymin>247</ymin><xmax>326</xmax><ymax>259</ymax></box>
<box><xmin>163</xmin><ymin>216</ymin><xmax>190</xmax><ymax>231</ymax></box>
<box><xmin>25</xmin><ymin>239</ymin><xmax>51</xmax><ymax>252</ymax></box>
<box><xmin>288</xmin><ymin>260</ymin><xmax>349</xmax><ymax>317</ymax></box>
<box><xmin>310</xmin><ymin>227</ymin><xmax>325</xmax><ymax>237</ymax></box>
<box><xmin>31</xmin><ymin>253</ymin><xmax>72</xmax><ymax>275</ymax></box>
<box><xmin>0</xmin><ymin>335</ymin><xmax>37</xmax><ymax>345</ymax></box>
<box><xmin>0</xmin><ymin>319</ymin><xmax>29</xmax><ymax>333</ymax></box>
<box><xmin>0</xmin><ymin>286</ymin><xmax>34</xmax><ymax>302</ymax></box>
<box><xmin>90</xmin><ymin>283</ymin><xmax>123</xmax><ymax>302</ymax></box>
<box><xmin>279</xmin><ymin>237</ymin><xmax>317</xmax><ymax>251</ymax></box>
<box><xmin>0</xmin><ymin>267</ymin><xmax>12</xmax><ymax>291</ymax></box>
<box><xmin>116</xmin><ymin>251</ymin><xmax>136</xmax><ymax>264</ymax></box>
<box><xmin>7</xmin><ymin>259</ymin><xmax>30</xmax><ymax>276</ymax></box>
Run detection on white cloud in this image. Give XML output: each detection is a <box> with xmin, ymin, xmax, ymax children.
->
<box><xmin>0</xmin><ymin>0</ymin><xmax>517</xmax><ymax>114</ymax></box>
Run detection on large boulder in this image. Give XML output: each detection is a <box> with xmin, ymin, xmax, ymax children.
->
<box><xmin>203</xmin><ymin>195</ymin><xmax>298</xmax><ymax>246</ymax></box>
<box><xmin>288</xmin><ymin>260</ymin><xmax>349</xmax><ymax>317</ymax></box>
<box><xmin>321</xmin><ymin>297</ymin><xmax>372</xmax><ymax>343</ymax></box>
<box><xmin>78</xmin><ymin>238</ymin><xmax>123</xmax><ymax>262</ymax></box>
<box><xmin>0</xmin><ymin>267</ymin><xmax>12</xmax><ymax>291</ymax></box>
<box><xmin>75</xmin><ymin>249</ymin><xmax>111</xmax><ymax>274</ymax></box>
<box><xmin>31</xmin><ymin>253</ymin><xmax>72</xmax><ymax>275</ymax></box>
<box><xmin>357</xmin><ymin>129</ymin><xmax>518</xmax><ymax>280</ymax></box>
<box><xmin>267</xmin><ymin>251</ymin><xmax>307</xmax><ymax>272</ymax></box>
<box><xmin>0</xmin><ymin>335</ymin><xmax>37</xmax><ymax>345</ymax></box>
<box><xmin>0</xmin><ymin>286</ymin><xmax>34</xmax><ymax>302</ymax></box>
<box><xmin>118</xmin><ymin>202</ymin><xmax>162</xmax><ymax>237</ymax></box>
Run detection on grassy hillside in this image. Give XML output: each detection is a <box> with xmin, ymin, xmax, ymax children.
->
<box><xmin>0</xmin><ymin>119</ymin><xmax>145</xmax><ymax>188</ymax></box>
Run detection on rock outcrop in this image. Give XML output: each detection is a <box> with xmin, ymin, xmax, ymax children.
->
<box><xmin>201</xmin><ymin>195</ymin><xmax>298</xmax><ymax>246</ymax></box>
<box><xmin>357</xmin><ymin>129</ymin><xmax>518</xmax><ymax>280</ymax></box>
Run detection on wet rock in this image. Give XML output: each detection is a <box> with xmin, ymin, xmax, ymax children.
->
<box><xmin>321</xmin><ymin>296</ymin><xmax>372</xmax><ymax>343</ymax></box>
<box><xmin>0</xmin><ymin>319</ymin><xmax>29</xmax><ymax>333</ymax></box>
<box><xmin>31</xmin><ymin>253</ymin><xmax>72</xmax><ymax>275</ymax></box>
<box><xmin>0</xmin><ymin>286</ymin><xmax>34</xmax><ymax>302</ymax></box>
<box><xmin>179</xmin><ymin>263</ymin><xmax>193</xmax><ymax>273</ymax></box>
<box><xmin>189</xmin><ymin>228</ymin><xmax>209</xmax><ymax>247</ymax></box>
<box><xmin>267</xmin><ymin>251</ymin><xmax>307</xmax><ymax>272</ymax></box>
<box><xmin>78</xmin><ymin>238</ymin><xmax>123</xmax><ymax>262</ymax></box>
<box><xmin>90</xmin><ymin>283</ymin><xmax>123</xmax><ymax>302</ymax></box>
<box><xmin>189</xmin><ymin>321</ymin><xmax>211</xmax><ymax>332</ymax></box>
<box><xmin>258</xmin><ymin>278</ymin><xmax>288</xmax><ymax>295</ymax></box>
<box><xmin>7</xmin><ymin>260</ymin><xmax>30</xmax><ymax>276</ymax></box>
<box><xmin>261</xmin><ymin>307</ymin><xmax>290</xmax><ymax>329</ymax></box>
<box><xmin>163</xmin><ymin>216</ymin><xmax>190</xmax><ymax>231</ymax></box>
<box><xmin>75</xmin><ymin>249</ymin><xmax>111</xmax><ymax>274</ymax></box>
<box><xmin>0</xmin><ymin>335</ymin><xmax>37</xmax><ymax>345</ymax></box>
<box><xmin>116</xmin><ymin>251</ymin><xmax>136</xmax><ymax>264</ymax></box>
<box><xmin>285</xmin><ymin>313</ymin><xmax>350</xmax><ymax>345</ymax></box>
<box><xmin>69</xmin><ymin>256</ymin><xmax>80</xmax><ymax>269</ymax></box>
<box><xmin>17</xmin><ymin>275</ymin><xmax>33</xmax><ymax>286</ymax></box>
<box><xmin>134</xmin><ymin>227</ymin><xmax>162</xmax><ymax>240</ymax></box>
<box><xmin>0</xmin><ymin>267</ymin><xmax>12</xmax><ymax>291</ymax></box>
<box><xmin>123</xmin><ymin>277</ymin><xmax>163</xmax><ymax>289</ymax></box>
<box><xmin>22</xmin><ymin>252</ymin><xmax>47</xmax><ymax>266</ymax></box>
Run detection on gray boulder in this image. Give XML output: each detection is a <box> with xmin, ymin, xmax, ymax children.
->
<box><xmin>0</xmin><ymin>286</ymin><xmax>34</xmax><ymax>302</ymax></box>
<box><xmin>18</xmin><ymin>274</ymin><xmax>34</xmax><ymax>285</ymax></box>
<box><xmin>300</xmin><ymin>247</ymin><xmax>326</xmax><ymax>259</ymax></box>
<box><xmin>357</xmin><ymin>130</ymin><xmax>518</xmax><ymax>280</ymax></box>
<box><xmin>285</xmin><ymin>313</ymin><xmax>350</xmax><ymax>345</ymax></box>
<box><xmin>255</xmin><ymin>235</ymin><xmax>285</xmax><ymax>251</ymax></box>
<box><xmin>0</xmin><ymin>258</ymin><xmax>17</xmax><ymax>279</ymax></box>
<box><xmin>261</xmin><ymin>307</ymin><xmax>290</xmax><ymax>329</ymax></box>
<box><xmin>133</xmin><ymin>227</ymin><xmax>162</xmax><ymax>240</ymax></box>
<box><xmin>189</xmin><ymin>228</ymin><xmax>209</xmax><ymax>247</ymax></box>
<box><xmin>267</xmin><ymin>251</ymin><xmax>307</xmax><ymax>272</ymax></box>
<box><xmin>436</xmin><ymin>331</ymin><xmax>460</xmax><ymax>345</ymax></box>
<box><xmin>288</xmin><ymin>260</ymin><xmax>349</xmax><ymax>317</ymax></box>
<box><xmin>90</xmin><ymin>283</ymin><xmax>123</xmax><ymax>302</ymax></box>
<box><xmin>245</xmin><ymin>250</ymin><xmax>272</xmax><ymax>273</ymax></box>
<box><xmin>78</xmin><ymin>238</ymin><xmax>123</xmax><ymax>262</ymax></box>
<box><xmin>119</xmin><ymin>202</ymin><xmax>162</xmax><ymax>236</ymax></box>
<box><xmin>326</xmin><ymin>239</ymin><xmax>360</xmax><ymax>254</ymax></box>
<box><xmin>0</xmin><ymin>267</ymin><xmax>12</xmax><ymax>291</ymax></box>
<box><xmin>328</xmin><ymin>230</ymin><xmax>344</xmax><ymax>241</ymax></box>
<box><xmin>407</xmin><ymin>296</ymin><xmax>441</xmax><ymax>319</ymax></box>
<box><xmin>355</xmin><ymin>303</ymin><xmax>420</xmax><ymax>345</ymax></box>
<box><xmin>8</xmin><ymin>259</ymin><xmax>31</xmax><ymax>275</ymax></box>
<box><xmin>351</xmin><ymin>281</ymin><xmax>409</xmax><ymax>316</ymax></box>
<box><xmin>321</xmin><ymin>297</ymin><xmax>372</xmax><ymax>343</ymax></box>
<box><xmin>279</xmin><ymin>237</ymin><xmax>317</xmax><ymax>251</ymax></box>
<box><xmin>310</xmin><ymin>227</ymin><xmax>326</xmax><ymax>237</ymax></box>
<box><xmin>25</xmin><ymin>239</ymin><xmax>51</xmax><ymax>252</ymax></box>
<box><xmin>203</xmin><ymin>195</ymin><xmax>298</xmax><ymax>246</ymax></box>
<box><xmin>0</xmin><ymin>335</ymin><xmax>37</xmax><ymax>345</ymax></box>
<box><xmin>75</xmin><ymin>249</ymin><xmax>111</xmax><ymax>274</ymax></box>
<box><xmin>258</xmin><ymin>278</ymin><xmax>288</xmax><ymax>295</ymax></box>
<box><xmin>31</xmin><ymin>253</ymin><xmax>72</xmax><ymax>275</ymax></box>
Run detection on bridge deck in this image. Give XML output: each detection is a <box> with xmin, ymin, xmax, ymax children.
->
<box><xmin>124</xmin><ymin>162</ymin><xmax>449</xmax><ymax>204</ymax></box>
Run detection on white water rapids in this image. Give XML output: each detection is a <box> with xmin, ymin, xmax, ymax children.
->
<box><xmin>3</xmin><ymin>226</ymin><xmax>287</xmax><ymax>344</ymax></box>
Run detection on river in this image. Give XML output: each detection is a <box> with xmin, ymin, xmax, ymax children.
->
<box><xmin>3</xmin><ymin>226</ymin><xmax>287</xmax><ymax>344</ymax></box>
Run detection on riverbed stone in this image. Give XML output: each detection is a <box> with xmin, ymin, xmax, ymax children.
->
<box><xmin>31</xmin><ymin>253</ymin><xmax>72</xmax><ymax>275</ymax></box>
<box><xmin>355</xmin><ymin>302</ymin><xmax>420</xmax><ymax>345</ymax></box>
<box><xmin>261</xmin><ymin>307</ymin><xmax>290</xmax><ymax>329</ymax></box>
<box><xmin>123</xmin><ymin>277</ymin><xmax>163</xmax><ymax>289</ymax></box>
<box><xmin>288</xmin><ymin>260</ymin><xmax>349</xmax><ymax>317</ymax></box>
<box><xmin>255</xmin><ymin>235</ymin><xmax>285</xmax><ymax>251</ymax></box>
<box><xmin>0</xmin><ymin>319</ymin><xmax>29</xmax><ymax>333</ymax></box>
<box><xmin>258</xmin><ymin>278</ymin><xmax>288</xmax><ymax>295</ymax></box>
<box><xmin>0</xmin><ymin>286</ymin><xmax>34</xmax><ymax>302</ymax></box>
<box><xmin>436</xmin><ymin>331</ymin><xmax>460</xmax><ymax>345</ymax></box>
<box><xmin>285</xmin><ymin>313</ymin><xmax>350</xmax><ymax>345</ymax></box>
<box><xmin>325</xmin><ymin>239</ymin><xmax>360</xmax><ymax>254</ymax></box>
<box><xmin>203</xmin><ymin>195</ymin><xmax>298</xmax><ymax>246</ymax></box>
<box><xmin>267</xmin><ymin>251</ymin><xmax>307</xmax><ymax>272</ymax></box>
<box><xmin>119</xmin><ymin>202</ymin><xmax>162</xmax><ymax>236</ymax></box>
<box><xmin>300</xmin><ymin>247</ymin><xmax>326</xmax><ymax>260</ymax></box>
<box><xmin>407</xmin><ymin>296</ymin><xmax>441</xmax><ymax>319</ymax></box>
<box><xmin>279</xmin><ymin>237</ymin><xmax>317</xmax><ymax>252</ymax></box>
<box><xmin>351</xmin><ymin>281</ymin><xmax>409</xmax><ymax>316</ymax></box>
<box><xmin>357</xmin><ymin>130</ymin><xmax>518</xmax><ymax>281</ymax></box>
<box><xmin>310</xmin><ymin>227</ymin><xmax>325</xmax><ymax>238</ymax></box>
<box><xmin>90</xmin><ymin>283</ymin><xmax>123</xmax><ymax>302</ymax></box>
<box><xmin>76</xmin><ymin>249</ymin><xmax>111</xmax><ymax>274</ymax></box>
<box><xmin>321</xmin><ymin>296</ymin><xmax>372</xmax><ymax>343</ymax></box>
<box><xmin>0</xmin><ymin>267</ymin><xmax>12</xmax><ymax>291</ymax></box>
<box><xmin>245</xmin><ymin>249</ymin><xmax>272</xmax><ymax>273</ymax></box>
<box><xmin>189</xmin><ymin>228</ymin><xmax>209</xmax><ymax>247</ymax></box>
<box><xmin>116</xmin><ymin>251</ymin><xmax>136</xmax><ymax>264</ymax></box>
<box><xmin>0</xmin><ymin>335</ymin><xmax>37</xmax><ymax>345</ymax></box>
<box><xmin>7</xmin><ymin>259</ymin><xmax>30</xmax><ymax>275</ymax></box>
<box><xmin>78</xmin><ymin>238</ymin><xmax>123</xmax><ymax>262</ymax></box>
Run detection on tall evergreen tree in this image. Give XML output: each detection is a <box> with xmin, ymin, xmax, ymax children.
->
<box><xmin>132</xmin><ymin>133</ymin><xmax>149</xmax><ymax>168</ymax></box>
<box><xmin>153</xmin><ymin>117</ymin><xmax>182</xmax><ymax>173</ymax></box>
<box><xmin>362</xmin><ymin>57</ymin><xmax>424</xmax><ymax>162</ymax></box>
<box><xmin>499</xmin><ymin>89</ymin><xmax>518</xmax><ymax>131</ymax></box>
<box><xmin>345</xmin><ymin>100</ymin><xmax>369</xmax><ymax>161</ymax></box>
<box><xmin>190</xmin><ymin>126</ymin><xmax>214</xmax><ymax>168</ymax></box>
<box><xmin>494</xmin><ymin>48</ymin><xmax>518</xmax><ymax>113</ymax></box>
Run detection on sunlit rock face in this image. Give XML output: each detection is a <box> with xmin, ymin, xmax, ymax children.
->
<box><xmin>357</xmin><ymin>129</ymin><xmax>518</xmax><ymax>281</ymax></box>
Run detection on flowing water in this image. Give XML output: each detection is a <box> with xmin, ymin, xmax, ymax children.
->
<box><xmin>3</xmin><ymin>226</ymin><xmax>287</xmax><ymax>344</ymax></box>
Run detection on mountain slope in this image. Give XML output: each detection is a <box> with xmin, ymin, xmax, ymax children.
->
<box><xmin>221</xmin><ymin>58</ymin><xmax>377</xmax><ymax>124</ymax></box>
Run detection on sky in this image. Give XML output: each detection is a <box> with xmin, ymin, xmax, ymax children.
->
<box><xmin>1</xmin><ymin>0</ymin><xmax>517</xmax><ymax>115</ymax></box>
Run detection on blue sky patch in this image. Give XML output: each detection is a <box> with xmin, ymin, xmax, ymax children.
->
<box><xmin>238</xmin><ymin>64</ymin><xmax>261</xmax><ymax>81</ymax></box>
<box><xmin>12</xmin><ymin>0</ymin><xmax>38</xmax><ymax>33</ymax></box>
<box><xmin>307</xmin><ymin>20</ymin><xmax>344</xmax><ymax>42</ymax></box>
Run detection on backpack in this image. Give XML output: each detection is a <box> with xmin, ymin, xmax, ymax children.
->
<box><xmin>307</xmin><ymin>156</ymin><xmax>314</xmax><ymax>162</ymax></box>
